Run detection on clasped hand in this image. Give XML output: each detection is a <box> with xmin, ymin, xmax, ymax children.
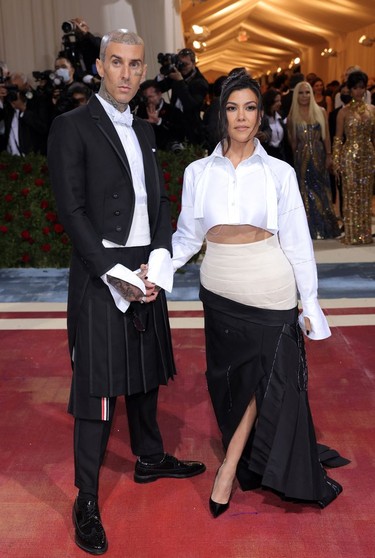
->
<box><xmin>106</xmin><ymin>264</ymin><xmax>160</xmax><ymax>304</ymax></box>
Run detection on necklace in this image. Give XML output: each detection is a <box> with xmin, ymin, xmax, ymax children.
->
<box><xmin>349</xmin><ymin>99</ymin><xmax>366</xmax><ymax>115</ymax></box>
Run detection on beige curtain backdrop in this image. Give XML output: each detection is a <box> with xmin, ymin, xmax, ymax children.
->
<box><xmin>0</xmin><ymin>0</ymin><xmax>185</xmax><ymax>82</ymax></box>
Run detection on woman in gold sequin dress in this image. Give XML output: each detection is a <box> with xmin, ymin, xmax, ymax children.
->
<box><xmin>333</xmin><ymin>71</ymin><xmax>375</xmax><ymax>245</ymax></box>
<box><xmin>288</xmin><ymin>82</ymin><xmax>340</xmax><ymax>239</ymax></box>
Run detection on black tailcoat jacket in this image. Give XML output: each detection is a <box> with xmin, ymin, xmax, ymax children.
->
<box><xmin>47</xmin><ymin>95</ymin><xmax>176</xmax><ymax>418</ymax></box>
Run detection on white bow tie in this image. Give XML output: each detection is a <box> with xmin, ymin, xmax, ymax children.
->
<box><xmin>112</xmin><ymin>110</ymin><xmax>133</xmax><ymax>127</ymax></box>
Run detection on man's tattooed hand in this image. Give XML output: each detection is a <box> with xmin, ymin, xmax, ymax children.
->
<box><xmin>106</xmin><ymin>275</ymin><xmax>144</xmax><ymax>302</ymax></box>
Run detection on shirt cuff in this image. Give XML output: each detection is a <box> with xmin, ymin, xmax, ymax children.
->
<box><xmin>298</xmin><ymin>298</ymin><xmax>331</xmax><ymax>340</ymax></box>
<box><xmin>147</xmin><ymin>248</ymin><xmax>174</xmax><ymax>293</ymax></box>
<box><xmin>101</xmin><ymin>263</ymin><xmax>146</xmax><ymax>313</ymax></box>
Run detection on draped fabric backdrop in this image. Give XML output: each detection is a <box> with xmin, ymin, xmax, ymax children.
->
<box><xmin>0</xmin><ymin>0</ymin><xmax>185</xmax><ymax>82</ymax></box>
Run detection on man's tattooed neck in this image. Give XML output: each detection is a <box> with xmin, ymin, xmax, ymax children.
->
<box><xmin>98</xmin><ymin>82</ymin><xmax>128</xmax><ymax>112</ymax></box>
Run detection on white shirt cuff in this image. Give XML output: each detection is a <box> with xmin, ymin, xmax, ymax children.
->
<box><xmin>147</xmin><ymin>248</ymin><xmax>174</xmax><ymax>293</ymax></box>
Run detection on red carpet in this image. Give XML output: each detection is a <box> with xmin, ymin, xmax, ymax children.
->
<box><xmin>0</xmin><ymin>309</ymin><xmax>374</xmax><ymax>558</ymax></box>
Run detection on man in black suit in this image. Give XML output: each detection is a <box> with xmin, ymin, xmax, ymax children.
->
<box><xmin>136</xmin><ymin>79</ymin><xmax>185</xmax><ymax>151</ymax></box>
<box><xmin>0</xmin><ymin>72</ymin><xmax>50</xmax><ymax>155</ymax></box>
<box><xmin>47</xmin><ymin>29</ymin><xmax>205</xmax><ymax>555</ymax></box>
<box><xmin>156</xmin><ymin>48</ymin><xmax>209</xmax><ymax>145</ymax></box>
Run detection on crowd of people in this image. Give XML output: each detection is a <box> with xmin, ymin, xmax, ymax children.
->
<box><xmin>1</xmin><ymin>22</ymin><xmax>374</xmax><ymax>246</ymax></box>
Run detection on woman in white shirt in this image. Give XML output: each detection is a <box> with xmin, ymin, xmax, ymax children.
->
<box><xmin>172</xmin><ymin>71</ymin><xmax>345</xmax><ymax>517</ymax></box>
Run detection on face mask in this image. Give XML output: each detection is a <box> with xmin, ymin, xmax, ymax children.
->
<box><xmin>340</xmin><ymin>93</ymin><xmax>352</xmax><ymax>105</ymax></box>
<box><xmin>55</xmin><ymin>68</ymin><xmax>70</xmax><ymax>83</ymax></box>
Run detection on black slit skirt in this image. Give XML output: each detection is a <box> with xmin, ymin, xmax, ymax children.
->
<box><xmin>200</xmin><ymin>285</ymin><xmax>335</xmax><ymax>502</ymax></box>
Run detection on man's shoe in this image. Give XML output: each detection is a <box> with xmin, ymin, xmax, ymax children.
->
<box><xmin>72</xmin><ymin>497</ymin><xmax>108</xmax><ymax>555</ymax></box>
<box><xmin>134</xmin><ymin>453</ymin><xmax>206</xmax><ymax>484</ymax></box>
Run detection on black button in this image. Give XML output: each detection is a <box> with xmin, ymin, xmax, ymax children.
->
<box><xmin>115</xmin><ymin>225</ymin><xmax>122</xmax><ymax>232</ymax></box>
<box><xmin>114</xmin><ymin>210</ymin><xmax>120</xmax><ymax>216</ymax></box>
<box><xmin>112</xmin><ymin>193</ymin><xmax>119</xmax><ymax>199</ymax></box>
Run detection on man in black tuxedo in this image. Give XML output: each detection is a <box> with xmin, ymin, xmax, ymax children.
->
<box><xmin>48</xmin><ymin>29</ymin><xmax>205</xmax><ymax>555</ymax></box>
<box><xmin>0</xmin><ymin>72</ymin><xmax>50</xmax><ymax>155</ymax></box>
<box><xmin>136</xmin><ymin>79</ymin><xmax>185</xmax><ymax>151</ymax></box>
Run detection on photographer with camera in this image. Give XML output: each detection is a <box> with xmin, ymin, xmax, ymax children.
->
<box><xmin>156</xmin><ymin>48</ymin><xmax>209</xmax><ymax>146</ymax></box>
<box><xmin>49</xmin><ymin>53</ymin><xmax>83</xmax><ymax>118</ymax></box>
<box><xmin>0</xmin><ymin>72</ymin><xmax>50</xmax><ymax>155</ymax></box>
<box><xmin>136</xmin><ymin>79</ymin><xmax>185</xmax><ymax>152</ymax></box>
<box><xmin>61</xmin><ymin>17</ymin><xmax>101</xmax><ymax>81</ymax></box>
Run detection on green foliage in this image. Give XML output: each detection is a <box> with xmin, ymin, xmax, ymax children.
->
<box><xmin>0</xmin><ymin>146</ymin><xmax>204</xmax><ymax>267</ymax></box>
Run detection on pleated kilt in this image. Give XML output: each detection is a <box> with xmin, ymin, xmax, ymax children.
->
<box><xmin>66</xmin><ymin>246</ymin><xmax>176</xmax><ymax>420</ymax></box>
<box><xmin>200</xmin><ymin>286</ymin><xmax>330</xmax><ymax>502</ymax></box>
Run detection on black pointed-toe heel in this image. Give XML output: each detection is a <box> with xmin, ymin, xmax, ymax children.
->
<box><xmin>209</xmin><ymin>497</ymin><xmax>229</xmax><ymax>518</ymax></box>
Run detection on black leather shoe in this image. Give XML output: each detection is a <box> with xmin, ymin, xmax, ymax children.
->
<box><xmin>72</xmin><ymin>497</ymin><xmax>108</xmax><ymax>555</ymax></box>
<box><xmin>317</xmin><ymin>477</ymin><xmax>343</xmax><ymax>508</ymax></box>
<box><xmin>134</xmin><ymin>453</ymin><xmax>206</xmax><ymax>483</ymax></box>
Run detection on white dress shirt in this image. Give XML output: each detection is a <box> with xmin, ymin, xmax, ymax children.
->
<box><xmin>172</xmin><ymin>139</ymin><xmax>331</xmax><ymax>340</ymax></box>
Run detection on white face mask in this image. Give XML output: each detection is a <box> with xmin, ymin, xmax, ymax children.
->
<box><xmin>55</xmin><ymin>68</ymin><xmax>70</xmax><ymax>83</ymax></box>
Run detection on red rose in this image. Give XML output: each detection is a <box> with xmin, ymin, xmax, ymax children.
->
<box><xmin>41</xmin><ymin>243</ymin><xmax>51</xmax><ymax>252</ymax></box>
<box><xmin>169</xmin><ymin>194</ymin><xmax>178</xmax><ymax>203</ymax></box>
<box><xmin>0</xmin><ymin>163</ymin><xmax>9</xmax><ymax>170</ymax></box>
<box><xmin>171</xmin><ymin>218</ymin><xmax>177</xmax><ymax>231</ymax></box>
<box><xmin>54</xmin><ymin>223</ymin><xmax>64</xmax><ymax>233</ymax></box>
<box><xmin>9</xmin><ymin>172</ymin><xmax>19</xmax><ymax>180</ymax></box>
<box><xmin>23</xmin><ymin>163</ymin><xmax>33</xmax><ymax>173</ymax></box>
<box><xmin>161</xmin><ymin>161</ymin><xmax>169</xmax><ymax>168</ymax></box>
<box><xmin>21</xmin><ymin>188</ymin><xmax>30</xmax><ymax>197</ymax></box>
<box><xmin>46</xmin><ymin>211</ymin><xmax>57</xmax><ymax>222</ymax></box>
<box><xmin>5</xmin><ymin>194</ymin><xmax>13</xmax><ymax>202</ymax></box>
<box><xmin>163</xmin><ymin>172</ymin><xmax>171</xmax><ymax>182</ymax></box>
<box><xmin>40</xmin><ymin>200</ymin><xmax>49</xmax><ymax>209</ymax></box>
<box><xmin>4</xmin><ymin>213</ymin><xmax>13</xmax><ymax>222</ymax></box>
<box><xmin>0</xmin><ymin>225</ymin><xmax>8</xmax><ymax>233</ymax></box>
<box><xmin>61</xmin><ymin>235</ymin><xmax>70</xmax><ymax>245</ymax></box>
<box><xmin>34</xmin><ymin>178</ymin><xmax>45</xmax><ymax>186</ymax></box>
<box><xmin>42</xmin><ymin>227</ymin><xmax>51</xmax><ymax>235</ymax></box>
<box><xmin>21</xmin><ymin>230</ymin><xmax>31</xmax><ymax>240</ymax></box>
<box><xmin>21</xmin><ymin>253</ymin><xmax>31</xmax><ymax>263</ymax></box>
<box><xmin>178</xmin><ymin>176</ymin><xmax>183</xmax><ymax>185</ymax></box>
<box><xmin>23</xmin><ymin>210</ymin><xmax>32</xmax><ymax>219</ymax></box>
<box><xmin>164</xmin><ymin>182</ymin><xmax>170</xmax><ymax>191</ymax></box>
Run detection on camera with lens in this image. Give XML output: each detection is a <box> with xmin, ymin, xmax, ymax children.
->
<box><xmin>0</xmin><ymin>68</ymin><xmax>19</xmax><ymax>100</ymax></box>
<box><xmin>157</xmin><ymin>53</ymin><xmax>185</xmax><ymax>76</ymax></box>
<box><xmin>61</xmin><ymin>20</ymin><xmax>77</xmax><ymax>34</ymax></box>
<box><xmin>32</xmin><ymin>70</ymin><xmax>53</xmax><ymax>82</ymax></box>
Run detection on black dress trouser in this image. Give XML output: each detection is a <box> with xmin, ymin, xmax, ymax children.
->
<box><xmin>74</xmin><ymin>388</ymin><xmax>164</xmax><ymax>496</ymax></box>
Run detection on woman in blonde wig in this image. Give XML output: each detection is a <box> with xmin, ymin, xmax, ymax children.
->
<box><xmin>288</xmin><ymin>81</ymin><xmax>340</xmax><ymax>239</ymax></box>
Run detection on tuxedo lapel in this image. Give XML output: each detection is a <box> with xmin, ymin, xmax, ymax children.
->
<box><xmin>87</xmin><ymin>96</ymin><xmax>132</xmax><ymax>182</ymax></box>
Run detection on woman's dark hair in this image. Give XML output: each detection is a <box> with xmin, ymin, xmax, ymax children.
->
<box><xmin>262</xmin><ymin>88</ymin><xmax>280</xmax><ymax>116</ymax></box>
<box><xmin>347</xmin><ymin>70</ymin><xmax>368</xmax><ymax>90</ymax></box>
<box><xmin>219</xmin><ymin>70</ymin><xmax>262</xmax><ymax>153</ymax></box>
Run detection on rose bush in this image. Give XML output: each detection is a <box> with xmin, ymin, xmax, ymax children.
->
<box><xmin>0</xmin><ymin>146</ymin><xmax>205</xmax><ymax>267</ymax></box>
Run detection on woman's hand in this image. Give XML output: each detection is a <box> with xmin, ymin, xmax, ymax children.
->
<box><xmin>304</xmin><ymin>316</ymin><xmax>311</xmax><ymax>335</ymax></box>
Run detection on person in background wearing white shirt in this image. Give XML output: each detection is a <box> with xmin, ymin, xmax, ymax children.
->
<box><xmin>172</xmin><ymin>70</ymin><xmax>347</xmax><ymax>519</ymax></box>
<box><xmin>48</xmin><ymin>29</ymin><xmax>205</xmax><ymax>555</ymax></box>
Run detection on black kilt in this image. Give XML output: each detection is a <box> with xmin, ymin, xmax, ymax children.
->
<box><xmin>67</xmin><ymin>245</ymin><xmax>176</xmax><ymax>420</ymax></box>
